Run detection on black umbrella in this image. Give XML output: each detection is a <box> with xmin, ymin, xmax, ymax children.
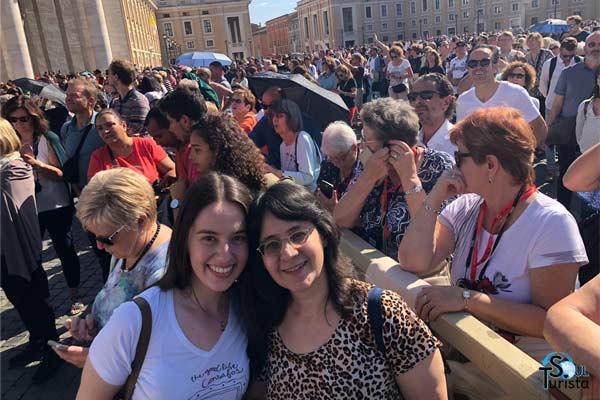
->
<box><xmin>12</xmin><ymin>78</ymin><xmax>66</xmax><ymax>105</ymax></box>
<box><xmin>248</xmin><ymin>72</ymin><xmax>349</xmax><ymax>131</ymax></box>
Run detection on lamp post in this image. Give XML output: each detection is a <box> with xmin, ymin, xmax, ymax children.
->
<box><xmin>553</xmin><ymin>0</ymin><xmax>557</xmax><ymax>19</ymax></box>
<box><xmin>419</xmin><ymin>19</ymin><xmax>422</xmax><ymax>38</ymax></box>
<box><xmin>477</xmin><ymin>9</ymin><xmax>482</xmax><ymax>34</ymax></box>
<box><xmin>162</xmin><ymin>34</ymin><xmax>169</xmax><ymax>66</ymax></box>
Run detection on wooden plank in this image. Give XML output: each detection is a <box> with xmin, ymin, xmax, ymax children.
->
<box><xmin>340</xmin><ymin>229</ymin><xmax>578</xmax><ymax>400</ymax></box>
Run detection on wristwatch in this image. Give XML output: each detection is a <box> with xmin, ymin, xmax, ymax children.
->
<box><xmin>405</xmin><ymin>184</ymin><xmax>424</xmax><ymax>196</ymax></box>
<box><xmin>169</xmin><ymin>198</ymin><xmax>180</xmax><ymax>210</ymax></box>
<box><xmin>462</xmin><ymin>290</ymin><xmax>471</xmax><ymax>311</ymax></box>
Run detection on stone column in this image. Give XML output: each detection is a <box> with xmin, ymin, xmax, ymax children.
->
<box><xmin>1</xmin><ymin>0</ymin><xmax>34</xmax><ymax>78</ymax></box>
<box><xmin>87</xmin><ymin>0</ymin><xmax>113</xmax><ymax>69</ymax></box>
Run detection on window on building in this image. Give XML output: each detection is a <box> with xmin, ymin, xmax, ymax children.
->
<box><xmin>381</xmin><ymin>4</ymin><xmax>387</xmax><ymax>17</ymax></box>
<box><xmin>495</xmin><ymin>21</ymin><xmax>501</xmax><ymax>29</ymax></box>
<box><xmin>530</xmin><ymin>0</ymin><xmax>539</xmax><ymax>7</ymax></box>
<box><xmin>423</xmin><ymin>17</ymin><xmax>428</xmax><ymax>25</ymax></box>
<box><xmin>411</xmin><ymin>2</ymin><xmax>416</xmax><ymax>14</ymax></box>
<box><xmin>423</xmin><ymin>31</ymin><xmax>429</xmax><ymax>37</ymax></box>
<box><xmin>366</xmin><ymin>6</ymin><xmax>372</xmax><ymax>19</ymax></box>
<box><xmin>398</xmin><ymin>33</ymin><xmax>404</xmax><ymax>40</ymax></box>
<box><xmin>422</xmin><ymin>0</ymin><xmax>428</xmax><ymax>12</ymax></box>
<box><xmin>512</xmin><ymin>3</ymin><xmax>518</xmax><ymax>11</ymax></box>
<box><xmin>342</xmin><ymin>7</ymin><xmax>353</xmax><ymax>32</ymax></box>
<box><xmin>227</xmin><ymin>16</ymin><xmax>242</xmax><ymax>43</ymax></box>
<box><xmin>448</xmin><ymin>27</ymin><xmax>456</xmax><ymax>35</ymax></box>
<box><xmin>367</xmin><ymin>24</ymin><xmax>373</xmax><ymax>31</ymax></box>
<box><xmin>436</xmin><ymin>16</ymin><xmax>441</xmax><ymax>23</ymax></box>
<box><xmin>435</xmin><ymin>0</ymin><xmax>441</xmax><ymax>10</ymax></box>
<box><xmin>202</xmin><ymin>10</ymin><xmax>209</xmax><ymax>15</ymax></box>
<box><xmin>412</xmin><ymin>20</ymin><xmax>416</xmax><ymax>26</ymax></box>
<box><xmin>551</xmin><ymin>0</ymin><xmax>559</xmax><ymax>4</ymax></box>
<box><xmin>510</xmin><ymin>17</ymin><xmax>520</xmax><ymax>28</ymax></box>
<box><xmin>186</xmin><ymin>41</ymin><xmax>194</xmax><ymax>49</ymax></box>
<box><xmin>448</xmin><ymin>0</ymin><xmax>455</xmax><ymax>7</ymax></box>
<box><xmin>462</xmin><ymin>0</ymin><xmax>468</xmax><ymax>5</ymax></box>
<box><xmin>304</xmin><ymin>16</ymin><xmax>309</xmax><ymax>38</ymax></box>
<box><xmin>164</xmin><ymin>22</ymin><xmax>173</xmax><ymax>37</ymax></box>
<box><xmin>162</xmin><ymin>13</ymin><xmax>170</xmax><ymax>18</ymax></box>
<box><xmin>313</xmin><ymin>14</ymin><xmax>319</xmax><ymax>36</ymax></box>
<box><xmin>413</xmin><ymin>32</ymin><xmax>418</xmax><ymax>38</ymax></box>
<box><xmin>203</xmin><ymin>20</ymin><xmax>212</xmax><ymax>33</ymax></box>
<box><xmin>397</xmin><ymin>20</ymin><xmax>403</xmax><ymax>28</ymax></box>
<box><xmin>183</xmin><ymin>21</ymin><xmax>193</xmax><ymax>35</ymax></box>
<box><xmin>382</xmin><ymin>22</ymin><xmax>388</xmax><ymax>30</ymax></box>
<box><xmin>396</xmin><ymin>4</ymin><xmax>402</xmax><ymax>16</ymax></box>
<box><xmin>206</xmin><ymin>39</ymin><xmax>214</xmax><ymax>47</ymax></box>
<box><xmin>463</xmin><ymin>10</ymin><xmax>469</xmax><ymax>18</ymax></box>
<box><xmin>368</xmin><ymin>36</ymin><xmax>374</xmax><ymax>44</ymax></box>
<box><xmin>182</xmin><ymin>12</ymin><xmax>190</xmax><ymax>16</ymax></box>
<box><xmin>531</xmin><ymin>17</ymin><xmax>538</xmax><ymax>24</ymax></box>
<box><xmin>493</xmin><ymin>6</ymin><xmax>501</xmax><ymax>13</ymax></box>
<box><xmin>382</xmin><ymin>35</ymin><xmax>389</xmax><ymax>41</ymax></box>
<box><xmin>449</xmin><ymin>13</ymin><xmax>455</xmax><ymax>21</ymax></box>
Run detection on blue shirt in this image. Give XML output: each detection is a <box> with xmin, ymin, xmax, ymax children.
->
<box><xmin>60</xmin><ymin>112</ymin><xmax>105</xmax><ymax>188</ymax></box>
<box><xmin>554</xmin><ymin>62</ymin><xmax>595</xmax><ymax>118</ymax></box>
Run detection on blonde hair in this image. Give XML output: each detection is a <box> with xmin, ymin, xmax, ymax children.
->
<box><xmin>76</xmin><ymin>168</ymin><xmax>157</xmax><ymax>231</ymax></box>
<box><xmin>0</xmin><ymin>118</ymin><xmax>21</xmax><ymax>156</ymax></box>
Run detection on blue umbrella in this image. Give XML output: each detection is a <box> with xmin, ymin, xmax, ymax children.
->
<box><xmin>528</xmin><ymin>19</ymin><xmax>570</xmax><ymax>34</ymax></box>
<box><xmin>175</xmin><ymin>52</ymin><xmax>232</xmax><ymax>67</ymax></box>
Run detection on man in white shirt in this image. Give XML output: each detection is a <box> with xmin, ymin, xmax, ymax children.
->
<box><xmin>539</xmin><ymin>37</ymin><xmax>579</xmax><ymax>116</ymax></box>
<box><xmin>447</xmin><ymin>41</ymin><xmax>468</xmax><ymax>91</ymax></box>
<box><xmin>456</xmin><ymin>45</ymin><xmax>548</xmax><ymax>148</ymax></box>
<box><xmin>409</xmin><ymin>73</ymin><xmax>457</xmax><ymax>156</ymax></box>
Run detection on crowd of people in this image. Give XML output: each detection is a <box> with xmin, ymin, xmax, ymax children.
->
<box><xmin>1</xmin><ymin>16</ymin><xmax>599</xmax><ymax>399</ymax></box>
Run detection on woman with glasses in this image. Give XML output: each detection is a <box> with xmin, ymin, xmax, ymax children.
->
<box><xmin>88</xmin><ymin>109</ymin><xmax>175</xmax><ymax>183</ymax></box>
<box><xmin>335</xmin><ymin>98</ymin><xmax>454</xmax><ymax>259</ymax></box>
<box><xmin>399</xmin><ymin>107</ymin><xmax>586</xmax><ymax>360</ymax></box>
<box><xmin>386</xmin><ymin>45</ymin><xmax>413</xmax><ymax>101</ymax></box>
<box><xmin>78</xmin><ymin>173</ymin><xmax>251</xmax><ymax>399</ymax></box>
<box><xmin>230</xmin><ymin>88</ymin><xmax>257</xmax><ymax>134</ymax></box>
<box><xmin>263</xmin><ymin>99</ymin><xmax>321</xmax><ymax>192</ymax></box>
<box><xmin>332</xmin><ymin>65</ymin><xmax>358</xmax><ymax>123</ymax></box>
<box><xmin>419</xmin><ymin>49</ymin><xmax>446</xmax><ymax>76</ymax></box>
<box><xmin>241</xmin><ymin>182</ymin><xmax>447</xmax><ymax>400</ymax></box>
<box><xmin>500</xmin><ymin>61</ymin><xmax>540</xmax><ymax>109</ymax></box>
<box><xmin>53</xmin><ymin>168</ymin><xmax>171</xmax><ymax>369</ymax></box>
<box><xmin>1</xmin><ymin>96</ymin><xmax>84</xmax><ymax>314</ymax></box>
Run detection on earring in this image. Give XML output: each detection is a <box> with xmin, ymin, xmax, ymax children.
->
<box><xmin>488</xmin><ymin>176</ymin><xmax>493</xmax><ymax>184</ymax></box>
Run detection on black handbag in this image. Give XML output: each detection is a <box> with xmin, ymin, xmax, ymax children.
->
<box><xmin>391</xmin><ymin>83</ymin><xmax>407</xmax><ymax>94</ymax></box>
<box><xmin>62</xmin><ymin>124</ymin><xmax>93</xmax><ymax>184</ymax></box>
<box><xmin>546</xmin><ymin>115</ymin><xmax>576</xmax><ymax>145</ymax></box>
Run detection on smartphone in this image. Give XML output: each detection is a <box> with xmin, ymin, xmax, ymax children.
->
<box><xmin>47</xmin><ymin>340</ymin><xmax>69</xmax><ymax>351</ymax></box>
<box><xmin>319</xmin><ymin>180</ymin><xmax>335</xmax><ymax>199</ymax></box>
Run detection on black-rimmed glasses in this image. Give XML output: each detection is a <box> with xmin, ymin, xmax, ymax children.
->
<box><xmin>89</xmin><ymin>225</ymin><xmax>126</xmax><ymax>246</ymax></box>
<box><xmin>467</xmin><ymin>59</ymin><xmax>492</xmax><ymax>68</ymax></box>
<box><xmin>408</xmin><ymin>90</ymin><xmax>439</xmax><ymax>102</ymax></box>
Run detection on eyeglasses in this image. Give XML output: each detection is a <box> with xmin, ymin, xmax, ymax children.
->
<box><xmin>467</xmin><ymin>58</ymin><xmax>492</xmax><ymax>68</ymax></box>
<box><xmin>408</xmin><ymin>90</ymin><xmax>439</xmax><ymax>102</ymax></box>
<box><xmin>89</xmin><ymin>225</ymin><xmax>126</xmax><ymax>246</ymax></box>
<box><xmin>508</xmin><ymin>73</ymin><xmax>526</xmax><ymax>79</ymax></box>
<box><xmin>97</xmin><ymin>121</ymin><xmax>117</xmax><ymax>132</ymax></box>
<box><xmin>389</xmin><ymin>55</ymin><xmax>399</xmax><ymax>59</ymax></box>
<box><xmin>231</xmin><ymin>98</ymin><xmax>244</xmax><ymax>104</ymax></box>
<box><xmin>257</xmin><ymin>226</ymin><xmax>315</xmax><ymax>258</ymax></box>
<box><xmin>326</xmin><ymin>148</ymin><xmax>352</xmax><ymax>163</ymax></box>
<box><xmin>260</xmin><ymin>102</ymin><xmax>272</xmax><ymax>109</ymax></box>
<box><xmin>454</xmin><ymin>151</ymin><xmax>472</xmax><ymax>168</ymax></box>
<box><xmin>8</xmin><ymin>116</ymin><xmax>31</xmax><ymax>124</ymax></box>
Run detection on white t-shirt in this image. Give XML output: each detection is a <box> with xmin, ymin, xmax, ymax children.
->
<box><xmin>418</xmin><ymin>119</ymin><xmax>457</xmax><ymax>156</ymax></box>
<box><xmin>439</xmin><ymin>193</ymin><xmax>587</xmax><ymax>304</ymax></box>
<box><xmin>36</xmin><ymin>135</ymin><xmax>71</xmax><ymax>213</ymax></box>
<box><xmin>456</xmin><ymin>81</ymin><xmax>541</xmax><ymax>123</ymax></box>
<box><xmin>449</xmin><ymin>56</ymin><xmax>467</xmax><ymax>81</ymax></box>
<box><xmin>89</xmin><ymin>287</ymin><xmax>249</xmax><ymax>400</ymax></box>
<box><xmin>280</xmin><ymin>131</ymin><xmax>321</xmax><ymax>192</ymax></box>
<box><xmin>387</xmin><ymin>59</ymin><xmax>411</xmax><ymax>87</ymax></box>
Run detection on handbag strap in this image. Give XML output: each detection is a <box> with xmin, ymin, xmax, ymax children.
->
<box><xmin>367</xmin><ymin>287</ymin><xmax>386</xmax><ymax>355</ymax></box>
<box><xmin>71</xmin><ymin>123</ymin><xmax>94</xmax><ymax>159</ymax></box>
<box><xmin>121</xmin><ymin>297</ymin><xmax>152</xmax><ymax>400</ymax></box>
<box><xmin>106</xmin><ymin>146</ymin><xmax>119</xmax><ymax>168</ymax></box>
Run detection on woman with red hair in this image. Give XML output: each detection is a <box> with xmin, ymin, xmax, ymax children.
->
<box><xmin>399</xmin><ymin>107</ymin><xmax>587</xmax><ymax>356</ymax></box>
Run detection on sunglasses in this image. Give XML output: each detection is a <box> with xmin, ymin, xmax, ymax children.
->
<box><xmin>260</xmin><ymin>102</ymin><xmax>272</xmax><ymax>109</ymax></box>
<box><xmin>390</xmin><ymin>55</ymin><xmax>399</xmax><ymax>59</ymax></box>
<box><xmin>89</xmin><ymin>225</ymin><xmax>126</xmax><ymax>246</ymax></box>
<box><xmin>467</xmin><ymin>58</ymin><xmax>492</xmax><ymax>68</ymax></box>
<box><xmin>257</xmin><ymin>226</ymin><xmax>315</xmax><ymax>258</ymax></box>
<box><xmin>8</xmin><ymin>116</ymin><xmax>31</xmax><ymax>123</ymax></box>
<box><xmin>408</xmin><ymin>90</ymin><xmax>439</xmax><ymax>102</ymax></box>
<box><xmin>454</xmin><ymin>151</ymin><xmax>472</xmax><ymax>168</ymax></box>
<box><xmin>508</xmin><ymin>73</ymin><xmax>526</xmax><ymax>79</ymax></box>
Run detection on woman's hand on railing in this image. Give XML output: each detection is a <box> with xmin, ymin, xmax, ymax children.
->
<box><xmin>415</xmin><ymin>286</ymin><xmax>469</xmax><ymax>322</ymax></box>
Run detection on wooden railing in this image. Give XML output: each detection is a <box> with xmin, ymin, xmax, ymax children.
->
<box><xmin>340</xmin><ymin>229</ymin><xmax>581</xmax><ymax>400</ymax></box>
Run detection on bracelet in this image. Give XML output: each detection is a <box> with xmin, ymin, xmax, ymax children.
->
<box><xmin>405</xmin><ymin>184</ymin><xmax>423</xmax><ymax>196</ymax></box>
<box><xmin>422</xmin><ymin>200</ymin><xmax>442</xmax><ymax>215</ymax></box>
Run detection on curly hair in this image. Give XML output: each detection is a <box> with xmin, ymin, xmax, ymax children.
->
<box><xmin>501</xmin><ymin>61</ymin><xmax>536</xmax><ymax>92</ymax></box>
<box><xmin>191</xmin><ymin>114</ymin><xmax>266</xmax><ymax>193</ymax></box>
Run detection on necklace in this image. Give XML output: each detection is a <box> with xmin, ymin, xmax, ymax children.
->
<box><xmin>190</xmin><ymin>287</ymin><xmax>228</xmax><ymax>332</ymax></box>
<box><xmin>121</xmin><ymin>223</ymin><xmax>161</xmax><ymax>272</ymax></box>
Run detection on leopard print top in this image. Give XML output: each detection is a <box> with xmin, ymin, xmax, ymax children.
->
<box><xmin>262</xmin><ymin>280</ymin><xmax>441</xmax><ymax>399</ymax></box>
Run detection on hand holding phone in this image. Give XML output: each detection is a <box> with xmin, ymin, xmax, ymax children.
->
<box><xmin>318</xmin><ymin>180</ymin><xmax>335</xmax><ymax>199</ymax></box>
<box><xmin>47</xmin><ymin>340</ymin><xmax>69</xmax><ymax>351</ymax></box>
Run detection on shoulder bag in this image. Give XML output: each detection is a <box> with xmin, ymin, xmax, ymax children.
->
<box><xmin>547</xmin><ymin>115</ymin><xmax>577</xmax><ymax>145</ymax></box>
<box><xmin>62</xmin><ymin>124</ymin><xmax>93</xmax><ymax>184</ymax></box>
<box><xmin>114</xmin><ymin>297</ymin><xmax>152</xmax><ymax>400</ymax></box>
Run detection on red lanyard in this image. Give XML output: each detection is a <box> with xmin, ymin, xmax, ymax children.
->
<box><xmin>380</xmin><ymin>147</ymin><xmax>421</xmax><ymax>240</ymax></box>
<box><xmin>469</xmin><ymin>185</ymin><xmax>537</xmax><ymax>282</ymax></box>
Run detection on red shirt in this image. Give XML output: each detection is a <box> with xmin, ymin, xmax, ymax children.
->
<box><xmin>175</xmin><ymin>144</ymin><xmax>199</xmax><ymax>185</ymax></box>
<box><xmin>88</xmin><ymin>137</ymin><xmax>168</xmax><ymax>183</ymax></box>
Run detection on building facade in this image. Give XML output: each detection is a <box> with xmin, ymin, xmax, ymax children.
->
<box><xmin>1</xmin><ymin>0</ymin><xmax>162</xmax><ymax>80</ymax></box>
<box><xmin>252</xmin><ymin>25</ymin><xmax>269</xmax><ymax>57</ymax></box>
<box><xmin>288</xmin><ymin>12</ymin><xmax>301</xmax><ymax>53</ymax></box>
<box><xmin>155</xmin><ymin>0</ymin><xmax>252</xmax><ymax>63</ymax></box>
<box><xmin>266</xmin><ymin>14</ymin><xmax>292</xmax><ymax>55</ymax></box>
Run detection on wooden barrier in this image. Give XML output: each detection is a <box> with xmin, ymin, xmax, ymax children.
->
<box><xmin>340</xmin><ymin>229</ymin><xmax>581</xmax><ymax>400</ymax></box>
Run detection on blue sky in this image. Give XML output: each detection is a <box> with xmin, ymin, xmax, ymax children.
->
<box><xmin>249</xmin><ymin>0</ymin><xmax>297</xmax><ymax>26</ymax></box>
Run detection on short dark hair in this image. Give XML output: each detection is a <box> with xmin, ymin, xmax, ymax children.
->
<box><xmin>109</xmin><ymin>59</ymin><xmax>135</xmax><ymax>85</ymax></box>
<box><xmin>138</xmin><ymin>76</ymin><xmax>161</xmax><ymax>94</ymax></box>
<box><xmin>560</xmin><ymin>37</ymin><xmax>578</xmax><ymax>51</ymax></box>
<box><xmin>144</xmin><ymin>107</ymin><xmax>170</xmax><ymax>129</ymax></box>
<box><xmin>159</xmin><ymin>86</ymin><xmax>207</xmax><ymax>122</ymax></box>
<box><xmin>414</xmin><ymin>73</ymin><xmax>455</xmax><ymax>119</ymax></box>
<box><xmin>209</xmin><ymin>61</ymin><xmax>224</xmax><ymax>71</ymax></box>
<box><xmin>158</xmin><ymin>172</ymin><xmax>253</xmax><ymax>291</ymax></box>
<box><xmin>468</xmin><ymin>44</ymin><xmax>500</xmax><ymax>64</ymax></box>
<box><xmin>270</xmin><ymin>99</ymin><xmax>303</xmax><ymax>132</ymax></box>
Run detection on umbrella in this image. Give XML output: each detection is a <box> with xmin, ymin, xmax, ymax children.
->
<box><xmin>248</xmin><ymin>71</ymin><xmax>349</xmax><ymax>131</ymax></box>
<box><xmin>11</xmin><ymin>78</ymin><xmax>66</xmax><ymax>105</ymax></box>
<box><xmin>528</xmin><ymin>19</ymin><xmax>570</xmax><ymax>34</ymax></box>
<box><xmin>175</xmin><ymin>52</ymin><xmax>232</xmax><ymax>68</ymax></box>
